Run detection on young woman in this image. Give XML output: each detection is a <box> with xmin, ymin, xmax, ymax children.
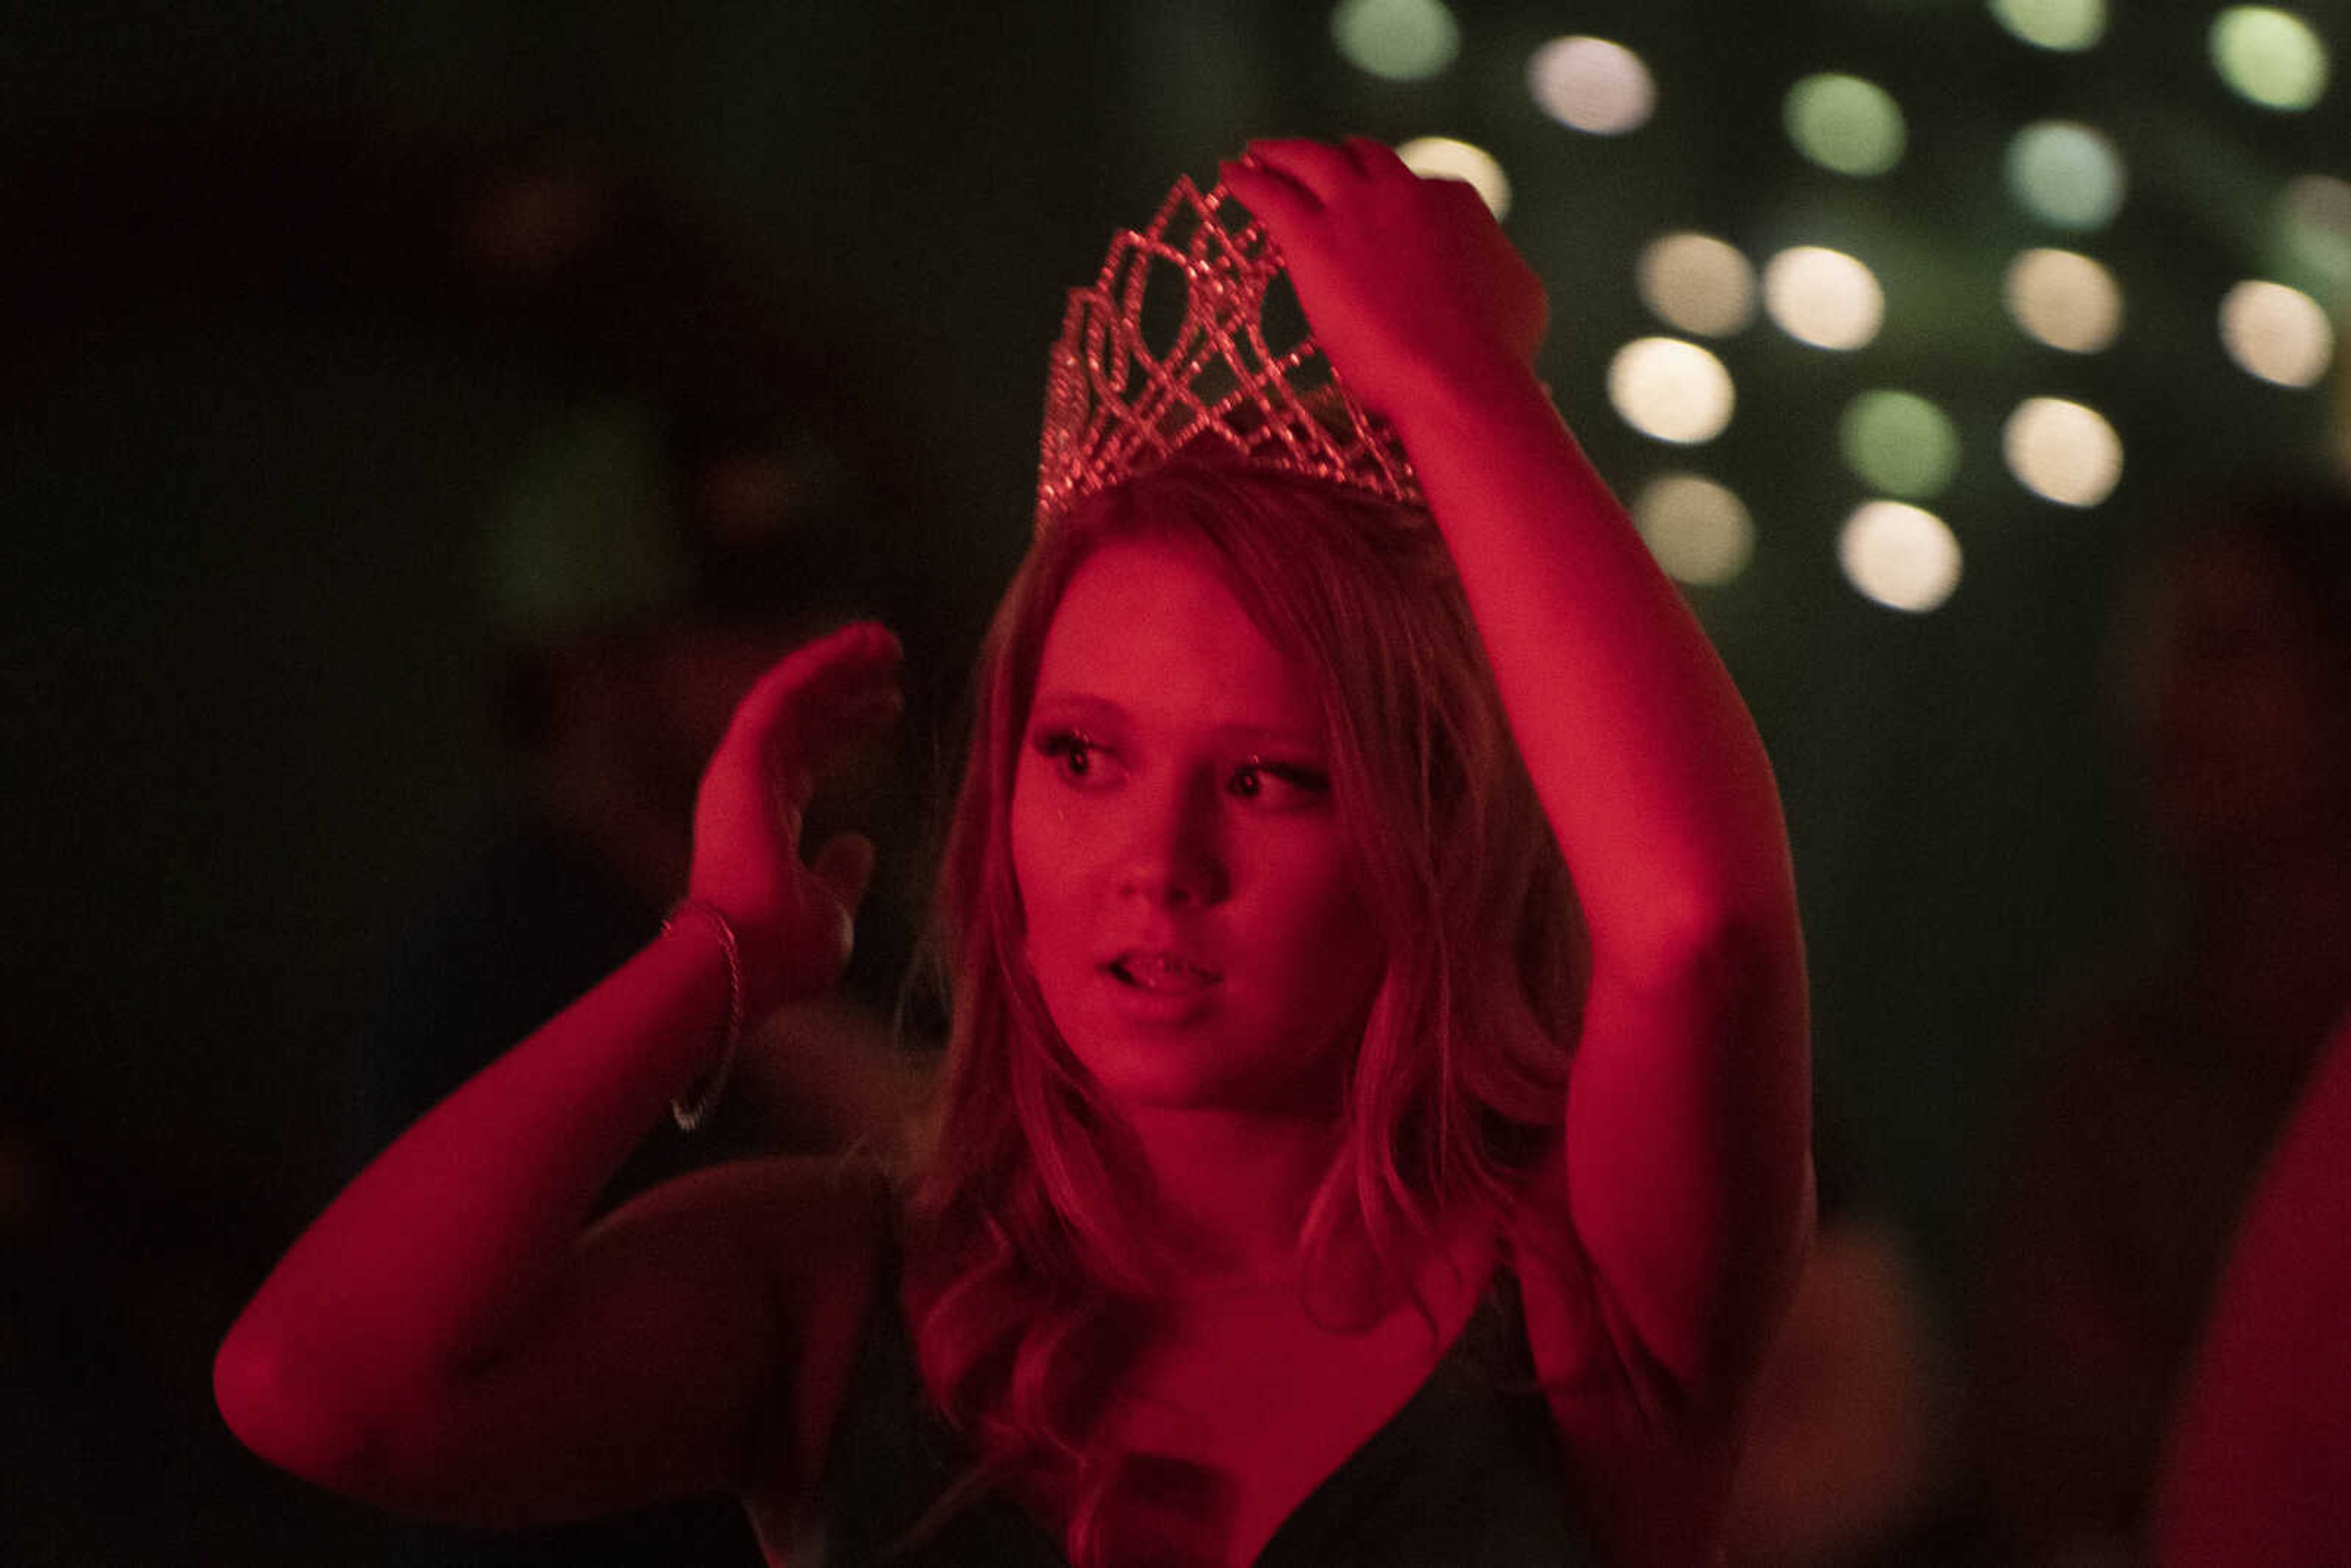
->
<box><xmin>217</xmin><ymin>138</ymin><xmax>1812</xmax><ymax>1568</ymax></box>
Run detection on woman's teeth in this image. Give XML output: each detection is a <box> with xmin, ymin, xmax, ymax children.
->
<box><xmin>1116</xmin><ymin>953</ymin><xmax>1217</xmax><ymax>990</ymax></box>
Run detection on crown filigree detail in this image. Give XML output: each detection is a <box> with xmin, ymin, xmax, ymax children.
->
<box><xmin>1033</xmin><ymin>176</ymin><xmax>1425</xmax><ymax>531</ymax></box>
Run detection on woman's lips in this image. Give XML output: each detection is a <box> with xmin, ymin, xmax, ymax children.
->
<box><xmin>1106</xmin><ymin>950</ymin><xmax>1223</xmax><ymax>992</ymax></box>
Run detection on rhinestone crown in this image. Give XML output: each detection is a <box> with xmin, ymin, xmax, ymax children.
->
<box><xmin>1033</xmin><ymin>176</ymin><xmax>1424</xmax><ymax>531</ymax></box>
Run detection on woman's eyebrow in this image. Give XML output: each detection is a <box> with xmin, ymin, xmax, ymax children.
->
<box><xmin>1029</xmin><ymin>691</ymin><xmax>1319</xmax><ymax>748</ymax></box>
<box><xmin>1026</xmin><ymin>691</ymin><xmax>1127</xmax><ymax>724</ymax></box>
<box><xmin>1209</xmin><ymin>721</ymin><xmax>1324</xmax><ymax>749</ymax></box>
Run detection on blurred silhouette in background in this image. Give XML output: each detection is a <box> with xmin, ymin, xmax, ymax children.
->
<box><xmin>1970</xmin><ymin>479</ymin><xmax>2351</xmax><ymax>1567</ymax></box>
<box><xmin>1723</xmin><ymin>1120</ymin><xmax>1965</xmax><ymax>1568</ymax></box>
<box><xmin>2</xmin><ymin>116</ymin><xmax>951</xmax><ymax>1566</ymax></box>
<box><xmin>2151</xmin><ymin>1007</ymin><xmax>2351</xmax><ymax>1566</ymax></box>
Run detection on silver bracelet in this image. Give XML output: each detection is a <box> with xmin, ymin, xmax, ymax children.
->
<box><xmin>664</xmin><ymin>898</ymin><xmax>744</xmax><ymax>1131</ymax></box>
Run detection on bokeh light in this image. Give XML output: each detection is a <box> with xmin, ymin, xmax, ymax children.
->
<box><xmin>2006</xmin><ymin>121</ymin><xmax>2128</xmax><ymax>231</ymax></box>
<box><xmin>2210</xmin><ymin>7</ymin><xmax>2330</xmax><ymax>111</ymax></box>
<box><xmin>1636</xmin><ymin>232</ymin><xmax>1758</xmax><ymax>337</ymax></box>
<box><xmin>1395</xmin><ymin>136</ymin><xmax>1511</xmax><ymax>219</ymax></box>
<box><xmin>2219</xmin><ymin>280</ymin><xmax>2336</xmax><ymax>386</ymax></box>
<box><xmin>1841</xmin><ymin>391</ymin><xmax>1962</xmax><ymax>498</ymax></box>
<box><xmin>1839</xmin><ymin>501</ymin><xmax>1963</xmax><ymax>612</ymax></box>
<box><xmin>2004</xmin><ymin>248</ymin><xmax>2124</xmax><ymax>352</ymax></box>
<box><xmin>1608</xmin><ymin>338</ymin><xmax>1737</xmax><ymax>444</ymax></box>
<box><xmin>1331</xmin><ymin>0</ymin><xmax>1461</xmax><ymax>81</ymax></box>
<box><xmin>2003</xmin><ymin>396</ymin><xmax>2124</xmax><ymax>506</ymax></box>
<box><xmin>1989</xmin><ymin>0</ymin><xmax>2107</xmax><ymax>51</ymax></box>
<box><xmin>1763</xmin><ymin>246</ymin><xmax>1885</xmax><ymax>350</ymax></box>
<box><xmin>1528</xmin><ymin>36</ymin><xmax>1657</xmax><ymax>135</ymax></box>
<box><xmin>1783</xmin><ymin>73</ymin><xmax>1907</xmax><ymax>177</ymax></box>
<box><xmin>1633</xmin><ymin>474</ymin><xmax>1756</xmax><ymax>586</ymax></box>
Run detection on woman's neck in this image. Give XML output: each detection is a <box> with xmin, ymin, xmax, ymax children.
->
<box><xmin>1122</xmin><ymin>1103</ymin><xmax>1339</xmax><ymax>1288</ymax></box>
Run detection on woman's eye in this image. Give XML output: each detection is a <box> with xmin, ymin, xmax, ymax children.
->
<box><xmin>1035</xmin><ymin>729</ymin><xmax>1117</xmax><ymax>786</ymax></box>
<box><xmin>1231</xmin><ymin>759</ymin><xmax>1330</xmax><ymax>808</ymax></box>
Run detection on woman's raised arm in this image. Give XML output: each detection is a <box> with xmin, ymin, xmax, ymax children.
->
<box><xmin>213</xmin><ymin>621</ymin><xmax>902</xmax><ymax>1525</ymax></box>
<box><xmin>1224</xmin><ymin>137</ymin><xmax>1812</xmax><ymax>1480</ymax></box>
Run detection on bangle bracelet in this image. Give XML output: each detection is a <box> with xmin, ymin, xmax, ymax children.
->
<box><xmin>664</xmin><ymin>898</ymin><xmax>744</xmax><ymax>1131</ymax></box>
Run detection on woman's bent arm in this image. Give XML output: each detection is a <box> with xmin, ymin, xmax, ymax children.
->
<box><xmin>217</xmin><ymin>930</ymin><xmax>756</xmax><ymax>1510</ymax></box>
<box><xmin>1226</xmin><ymin>141</ymin><xmax>1812</xmax><ymax>1560</ymax></box>
<box><xmin>1395</xmin><ymin>361</ymin><xmax>1813</xmax><ymax>1387</ymax></box>
<box><xmin>216</xmin><ymin>623</ymin><xmax>904</xmax><ymax>1523</ymax></box>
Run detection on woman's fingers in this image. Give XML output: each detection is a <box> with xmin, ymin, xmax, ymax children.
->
<box><xmin>686</xmin><ymin>623</ymin><xmax>901</xmax><ymax>1000</ymax></box>
<box><xmin>697</xmin><ymin>620</ymin><xmax>900</xmax><ymax>865</ymax></box>
<box><xmin>763</xmin><ymin>677</ymin><xmax>904</xmax><ymax>766</ymax></box>
<box><xmin>1218</xmin><ymin>133</ymin><xmax>1550</xmax><ymax>413</ymax></box>
<box><xmin>763</xmin><ymin>681</ymin><xmax>902</xmax><ymax>838</ymax></box>
<box><xmin>737</xmin><ymin>621</ymin><xmax>900</xmax><ymax>733</ymax></box>
<box><xmin>1238</xmin><ymin>137</ymin><xmax>1363</xmax><ymax>203</ymax></box>
<box><xmin>724</xmin><ymin>621</ymin><xmax>901</xmax><ymax>771</ymax></box>
<box><xmin>1340</xmin><ymin>135</ymin><xmax>1414</xmax><ymax>181</ymax></box>
<box><xmin>1219</xmin><ymin>157</ymin><xmax>1313</xmax><ymax>233</ymax></box>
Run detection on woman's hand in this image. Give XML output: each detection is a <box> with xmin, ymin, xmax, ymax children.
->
<box><xmin>1218</xmin><ymin>136</ymin><xmax>1548</xmax><ymax>418</ymax></box>
<box><xmin>688</xmin><ymin>620</ymin><xmax>903</xmax><ymax>1015</ymax></box>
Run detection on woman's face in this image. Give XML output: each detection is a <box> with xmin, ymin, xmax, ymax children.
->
<box><xmin>1008</xmin><ymin>536</ymin><xmax>1387</xmax><ymax>1113</ymax></box>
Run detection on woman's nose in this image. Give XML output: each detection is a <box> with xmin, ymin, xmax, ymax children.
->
<box><xmin>1117</xmin><ymin>854</ymin><xmax>1227</xmax><ymax>908</ymax></box>
<box><xmin>1116</xmin><ymin>782</ymin><xmax>1228</xmax><ymax>907</ymax></box>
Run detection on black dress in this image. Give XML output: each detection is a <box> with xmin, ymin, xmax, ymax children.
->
<box><xmin>814</xmin><ymin>1242</ymin><xmax>1602</xmax><ymax>1568</ymax></box>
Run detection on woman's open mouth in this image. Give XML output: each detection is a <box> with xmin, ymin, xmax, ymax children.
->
<box><xmin>1106</xmin><ymin>951</ymin><xmax>1222</xmax><ymax>993</ymax></box>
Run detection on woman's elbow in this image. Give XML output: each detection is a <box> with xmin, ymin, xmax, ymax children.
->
<box><xmin>213</xmin><ymin>1319</ymin><xmax>405</xmax><ymax>1495</ymax></box>
<box><xmin>1601</xmin><ymin>893</ymin><xmax>1805</xmax><ymax>1024</ymax></box>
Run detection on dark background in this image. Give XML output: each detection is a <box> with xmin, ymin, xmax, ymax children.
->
<box><xmin>2</xmin><ymin>1</ymin><xmax>2344</xmax><ymax>1559</ymax></box>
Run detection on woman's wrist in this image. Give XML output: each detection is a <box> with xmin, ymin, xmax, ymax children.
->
<box><xmin>1384</xmin><ymin>346</ymin><xmax>1558</xmax><ymax>452</ymax></box>
<box><xmin>659</xmin><ymin>899</ymin><xmax>746</xmax><ymax>1130</ymax></box>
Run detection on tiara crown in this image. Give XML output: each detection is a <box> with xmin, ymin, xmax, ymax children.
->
<box><xmin>1034</xmin><ymin>176</ymin><xmax>1425</xmax><ymax>531</ymax></box>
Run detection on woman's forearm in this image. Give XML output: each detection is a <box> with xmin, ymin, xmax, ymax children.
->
<box><xmin>1396</xmin><ymin>356</ymin><xmax>1813</xmax><ymax>1388</ymax></box>
<box><xmin>1390</xmin><ymin>359</ymin><xmax>1799</xmax><ymax>967</ymax></box>
<box><xmin>214</xmin><ymin>919</ymin><xmax>737</xmax><ymax>1455</ymax></box>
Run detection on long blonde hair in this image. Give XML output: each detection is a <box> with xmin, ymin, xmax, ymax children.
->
<box><xmin>902</xmin><ymin>455</ymin><xmax>1583</xmax><ymax>1559</ymax></box>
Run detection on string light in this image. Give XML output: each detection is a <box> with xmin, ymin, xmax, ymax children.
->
<box><xmin>2210</xmin><ymin>7</ymin><xmax>2330</xmax><ymax>111</ymax></box>
<box><xmin>2005</xmin><ymin>249</ymin><xmax>2124</xmax><ymax>352</ymax></box>
<box><xmin>1330</xmin><ymin>0</ymin><xmax>1461</xmax><ymax>81</ymax></box>
<box><xmin>1990</xmin><ymin>0</ymin><xmax>2107</xmax><ymax>52</ymax></box>
<box><xmin>2219</xmin><ymin>280</ymin><xmax>2335</xmax><ymax>386</ymax></box>
<box><xmin>1637</xmin><ymin>232</ymin><xmax>1758</xmax><ymax>338</ymax></box>
<box><xmin>2004</xmin><ymin>396</ymin><xmax>2124</xmax><ymax>506</ymax></box>
<box><xmin>1763</xmin><ymin>246</ymin><xmax>1884</xmax><ymax>350</ymax></box>
<box><xmin>1608</xmin><ymin>338</ymin><xmax>1737</xmax><ymax>444</ymax></box>
<box><xmin>1634</xmin><ymin>474</ymin><xmax>1757</xmax><ymax>585</ymax></box>
<box><xmin>1528</xmin><ymin>36</ymin><xmax>1657</xmax><ymax>135</ymax></box>
<box><xmin>1784</xmin><ymin>73</ymin><xmax>1907</xmax><ymax>176</ymax></box>
<box><xmin>2006</xmin><ymin>121</ymin><xmax>2128</xmax><ymax>230</ymax></box>
<box><xmin>1839</xmin><ymin>501</ymin><xmax>1963</xmax><ymax>612</ymax></box>
<box><xmin>1842</xmin><ymin>391</ymin><xmax>1962</xmax><ymax>498</ymax></box>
